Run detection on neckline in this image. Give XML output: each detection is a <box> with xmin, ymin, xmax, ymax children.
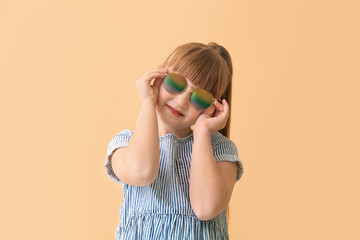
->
<box><xmin>159</xmin><ymin>132</ymin><xmax>194</xmax><ymax>142</ymax></box>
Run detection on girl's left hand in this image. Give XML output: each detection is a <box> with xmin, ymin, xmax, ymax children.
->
<box><xmin>193</xmin><ymin>99</ymin><xmax>230</xmax><ymax>134</ymax></box>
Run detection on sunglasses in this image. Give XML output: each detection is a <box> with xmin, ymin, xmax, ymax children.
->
<box><xmin>163</xmin><ymin>72</ymin><xmax>216</xmax><ymax>111</ymax></box>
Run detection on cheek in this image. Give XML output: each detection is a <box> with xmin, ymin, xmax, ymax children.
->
<box><xmin>188</xmin><ymin>114</ymin><xmax>202</xmax><ymax>126</ymax></box>
<box><xmin>189</xmin><ymin>110</ymin><xmax>203</xmax><ymax>121</ymax></box>
<box><xmin>157</xmin><ymin>84</ymin><xmax>170</xmax><ymax>104</ymax></box>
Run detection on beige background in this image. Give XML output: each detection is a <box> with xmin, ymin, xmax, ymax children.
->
<box><xmin>1</xmin><ymin>0</ymin><xmax>359</xmax><ymax>239</ymax></box>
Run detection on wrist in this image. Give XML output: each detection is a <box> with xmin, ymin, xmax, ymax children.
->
<box><xmin>193</xmin><ymin>126</ymin><xmax>211</xmax><ymax>138</ymax></box>
<box><xmin>141</xmin><ymin>97</ymin><xmax>157</xmax><ymax>108</ymax></box>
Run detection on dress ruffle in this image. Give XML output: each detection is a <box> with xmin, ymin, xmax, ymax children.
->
<box><xmin>116</xmin><ymin>213</ymin><xmax>228</xmax><ymax>240</ymax></box>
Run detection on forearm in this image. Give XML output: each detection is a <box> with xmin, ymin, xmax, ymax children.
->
<box><xmin>125</xmin><ymin>99</ymin><xmax>160</xmax><ymax>181</ymax></box>
<box><xmin>189</xmin><ymin>129</ymin><xmax>227</xmax><ymax>220</ymax></box>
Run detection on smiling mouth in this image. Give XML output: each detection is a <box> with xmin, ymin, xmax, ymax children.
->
<box><xmin>166</xmin><ymin>105</ymin><xmax>184</xmax><ymax>116</ymax></box>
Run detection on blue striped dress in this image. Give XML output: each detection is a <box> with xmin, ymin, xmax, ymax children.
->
<box><xmin>105</xmin><ymin>129</ymin><xmax>244</xmax><ymax>240</ymax></box>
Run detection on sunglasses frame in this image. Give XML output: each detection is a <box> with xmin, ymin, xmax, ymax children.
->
<box><xmin>163</xmin><ymin>72</ymin><xmax>221</xmax><ymax>111</ymax></box>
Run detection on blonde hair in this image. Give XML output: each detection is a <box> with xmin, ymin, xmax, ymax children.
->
<box><xmin>159</xmin><ymin>42</ymin><xmax>234</xmax><ymax>222</ymax></box>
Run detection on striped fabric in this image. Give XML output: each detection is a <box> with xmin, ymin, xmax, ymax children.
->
<box><xmin>105</xmin><ymin>129</ymin><xmax>244</xmax><ymax>240</ymax></box>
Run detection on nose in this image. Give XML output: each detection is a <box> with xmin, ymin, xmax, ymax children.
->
<box><xmin>174</xmin><ymin>89</ymin><xmax>192</xmax><ymax>108</ymax></box>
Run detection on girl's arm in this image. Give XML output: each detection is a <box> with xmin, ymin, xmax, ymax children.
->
<box><xmin>110</xmin><ymin>69</ymin><xmax>167</xmax><ymax>186</ymax></box>
<box><xmin>189</xmin><ymin>99</ymin><xmax>238</xmax><ymax>220</ymax></box>
<box><xmin>189</xmin><ymin>128</ymin><xmax>238</xmax><ymax>221</ymax></box>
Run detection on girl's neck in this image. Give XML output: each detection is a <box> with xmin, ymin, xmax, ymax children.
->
<box><xmin>158</xmin><ymin>123</ymin><xmax>193</xmax><ymax>139</ymax></box>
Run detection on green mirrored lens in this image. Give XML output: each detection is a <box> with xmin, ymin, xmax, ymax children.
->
<box><xmin>164</xmin><ymin>73</ymin><xmax>187</xmax><ymax>93</ymax></box>
<box><xmin>191</xmin><ymin>89</ymin><xmax>214</xmax><ymax>110</ymax></box>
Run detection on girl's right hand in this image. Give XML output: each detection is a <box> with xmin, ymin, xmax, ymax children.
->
<box><xmin>136</xmin><ymin>68</ymin><xmax>168</xmax><ymax>106</ymax></box>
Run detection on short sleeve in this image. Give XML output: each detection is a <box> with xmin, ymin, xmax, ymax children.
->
<box><xmin>211</xmin><ymin>132</ymin><xmax>244</xmax><ymax>182</ymax></box>
<box><xmin>104</xmin><ymin>129</ymin><xmax>133</xmax><ymax>184</ymax></box>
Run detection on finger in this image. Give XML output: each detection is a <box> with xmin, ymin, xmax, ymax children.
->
<box><xmin>212</xmin><ymin>99</ymin><xmax>229</xmax><ymax>118</ymax></box>
<box><xmin>146</xmin><ymin>71</ymin><xmax>167</xmax><ymax>80</ymax></box>
<box><xmin>143</xmin><ymin>68</ymin><xmax>167</xmax><ymax>78</ymax></box>
<box><xmin>211</xmin><ymin>100</ymin><xmax>225</xmax><ymax>116</ymax></box>
<box><xmin>213</xmin><ymin>100</ymin><xmax>225</xmax><ymax>112</ymax></box>
<box><xmin>152</xmin><ymin>77</ymin><xmax>164</xmax><ymax>88</ymax></box>
<box><xmin>144</xmin><ymin>72</ymin><xmax>167</xmax><ymax>86</ymax></box>
<box><xmin>203</xmin><ymin>103</ymin><xmax>216</xmax><ymax>116</ymax></box>
<box><xmin>147</xmin><ymin>68</ymin><xmax>168</xmax><ymax>75</ymax></box>
<box><xmin>221</xmin><ymin>99</ymin><xmax>230</xmax><ymax>118</ymax></box>
<box><xmin>222</xmin><ymin>99</ymin><xmax>229</xmax><ymax>110</ymax></box>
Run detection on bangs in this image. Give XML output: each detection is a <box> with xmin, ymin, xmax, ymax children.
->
<box><xmin>160</xmin><ymin>44</ymin><xmax>229</xmax><ymax>99</ymax></box>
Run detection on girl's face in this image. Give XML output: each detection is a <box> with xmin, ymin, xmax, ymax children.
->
<box><xmin>156</xmin><ymin>69</ymin><xmax>205</xmax><ymax>138</ymax></box>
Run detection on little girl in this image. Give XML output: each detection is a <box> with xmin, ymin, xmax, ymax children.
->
<box><xmin>105</xmin><ymin>42</ymin><xmax>244</xmax><ymax>239</ymax></box>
